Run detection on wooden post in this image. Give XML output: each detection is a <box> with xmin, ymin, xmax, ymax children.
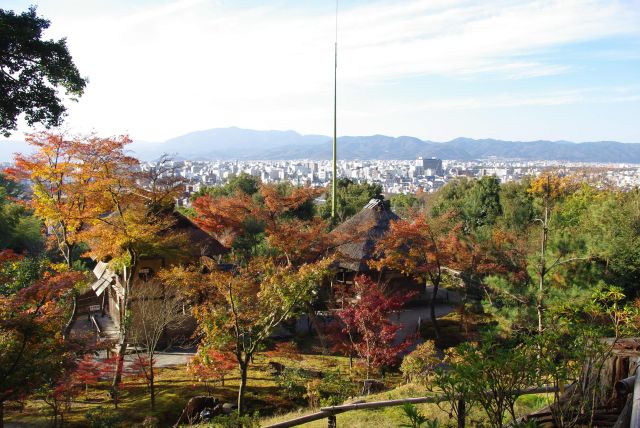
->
<box><xmin>327</xmin><ymin>414</ymin><xmax>337</xmax><ymax>428</ymax></box>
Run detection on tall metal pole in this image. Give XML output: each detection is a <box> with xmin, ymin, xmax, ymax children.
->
<box><xmin>331</xmin><ymin>0</ymin><xmax>338</xmax><ymax>219</ymax></box>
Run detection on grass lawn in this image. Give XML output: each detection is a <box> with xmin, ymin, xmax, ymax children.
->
<box><xmin>5</xmin><ymin>312</ymin><xmax>548</xmax><ymax>427</ymax></box>
<box><xmin>420</xmin><ymin>309</ymin><xmax>496</xmax><ymax>349</ymax></box>
<box><xmin>5</xmin><ymin>349</ymin><xmax>551</xmax><ymax>428</ymax></box>
<box><xmin>4</xmin><ymin>353</ymin><xmax>377</xmax><ymax>428</ymax></box>
<box><xmin>262</xmin><ymin>383</ymin><xmax>554</xmax><ymax>428</ymax></box>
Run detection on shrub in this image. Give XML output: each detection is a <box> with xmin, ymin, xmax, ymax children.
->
<box><xmin>142</xmin><ymin>416</ymin><xmax>159</xmax><ymax>428</ymax></box>
<box><xmin>305</xmin><ymin>379</ymin><xmax>322</xmax><ymax>409</ymax></box>
<box><xmin>318</xmin><ymin>371</ymin><xmax>355</xmax><ymax>407</ymax></box>
<box><xmin>400</xmin><ymin>341</ymin><xmax>439</xmax><ymax>384</ymax></box>
<box><xmin>400</xmin><ymin>403</ymin><xmax>439</xmax><ymax>428</ymax></box>
<box><xmin>275</xmin><ymin>368</ymin><xmax>309</xmax><ymax>401</ymax></box>
<box><xmin>209</xmin><ymin>411</ymin><xmax>260</xmax><ymax>427</ymax></box>
<box><xmin>277</xmin><ymin>368</ymin><xmax>356</xmax><ymax>406</ymax></box>
<box><xmin>84</xmin><ymin>407</ymin><xmax>121</xmax><ymax>428</ymax></box>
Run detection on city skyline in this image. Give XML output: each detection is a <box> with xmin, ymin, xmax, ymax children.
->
<box><xmin>1</xmin><ymin>0</ymin><xmax>640</xmax><ymax>144</ymax></box>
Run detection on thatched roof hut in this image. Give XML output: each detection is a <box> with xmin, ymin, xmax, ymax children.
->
<box><xmin>332</xmin><ymin>198</ymin><xmax>398</xmax><ymax>272</ymax></box>
<box><xmin>172</xmin><ymin>210</ymin><xmax>228</xmax><ymax>258</ymax></box>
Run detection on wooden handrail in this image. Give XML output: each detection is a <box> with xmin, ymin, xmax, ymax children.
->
<box><xmin>265</xmin><ymin>386</ymin><xmax>557</xmax><ymax>428</ymax></box>
<box><xmin>90</xmin><ymin>314</ymin><xmax>102</xmax><ymax>335</ymax></box>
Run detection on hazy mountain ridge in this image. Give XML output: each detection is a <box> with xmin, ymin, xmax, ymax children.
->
<box><xmin>2</xmin><ymin>127</ymin><xmax>640</xmax><ymax>162</ymax></box>
<box><xmin>128</xmin><ymin>127</ymin><xmax>640</xmax><ymax>163</ymax></box>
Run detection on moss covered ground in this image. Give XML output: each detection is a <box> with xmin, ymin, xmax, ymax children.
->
<box><xmin>5</xmin><ymin>311</ymin><xmax>548</xmax><ymax>427</ymax></box>
<box><xmin>5</xmin><ymin>353</ymin><xmax>360</xmax><ymax>427</ymax></box>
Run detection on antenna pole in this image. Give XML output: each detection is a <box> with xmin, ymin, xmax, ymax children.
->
<box><xmin>331</xmin><ymin>0</ymin><xmax>338</xmax><ymax>219</ymax></box>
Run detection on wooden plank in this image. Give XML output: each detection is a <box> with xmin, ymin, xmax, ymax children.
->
<box><xmin>265</xmin><ymin>410</ymin><xmax>333</xmax><ymax>428</ymax></box>
<box><xmin>264</xmin><ymin>401</ymin><xmax>366</xmax><ymax>428</ymax></box>
<box><xmin>265</xmin><ymin>386</ymin><xmax>557</xmax><ymax>428</ymax></box>
<box><xmin>320</xmin><ymin>386</ymin><xmax>556</xmax><ymax>414</ymax></box>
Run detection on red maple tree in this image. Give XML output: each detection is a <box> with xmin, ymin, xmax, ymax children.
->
<box><xmin>187</xmin><ymin>347</ymin><xmax>236</xmax><ymax>394</ymax></box>
<box><xmin>372</xmin><ymin>213</ymin><xmax>453</xmax><ymax>339</ymax></box>
<box><xmin>329</xmin><ymin>275</ymin><xmax>414</xmax><ymax>379</ymax></box>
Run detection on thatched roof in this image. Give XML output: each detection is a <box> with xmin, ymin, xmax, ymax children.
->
<box><xmin>332</xmin><ymin>199</ymin><xmax>399</xmax><ymax>272</ymax></box>
<box><xmin>172</xmin><ymin>211</ymin><xmax>228</xmax><ymax>258</ymax></box>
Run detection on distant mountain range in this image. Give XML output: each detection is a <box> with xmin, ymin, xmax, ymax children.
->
<box><xmin>2</xmin><ymin>127</ymin><xmax>640</xmax><ymax>163</ymax></box>
<box><xmin>129</xmin><ymin>127</ymin><xmax>640</xmax><ymax>163</ymax></box>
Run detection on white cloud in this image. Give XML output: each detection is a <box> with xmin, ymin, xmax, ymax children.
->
<box><xmin>4</xmin><ymin>0</ymin><xmax>640</xmax><ymax>141</ymax></box>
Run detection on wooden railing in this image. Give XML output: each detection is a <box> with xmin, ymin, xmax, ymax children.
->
<box><xmin>265</xmin><ymin>386</ymin><xmax>558</xmax><ymax>428</ymax></box>
<box><xmin>90</xmin><ymin>314</ymin><xmax>102</xmax><ymax>335</ymax></box>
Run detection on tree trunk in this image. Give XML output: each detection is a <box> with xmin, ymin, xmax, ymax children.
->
<box><xmin>62</xmin><ymin>294</ymin><xmax>77</xmax><ymax>340</ymax></box>
<box><xmin>457</xmin><ymin>398</ymin><xmax>465</xmax><ymax>428</ymax></box>
<box><xmin>307</xmin><ymin>310</ymin><xmax>328</xmax><ymax>354</ymax></box>
<box><xmin>149</xmin><ymin>365</ymin><xmax>155</xmax><ymax>410</ymax></box>
<box><xmin>429</xmin><ymin>280</ymin><xmax>440</xmax><ymax>339</ymax></box>
<box><xmin>148</xmin><ymin>350</ymin><xmax>156</xmax><ymax>410</ymax></box>
<box><xmin>112</xmin><ymin>263</ymin><xmax>133</xmax><ymax>406</ymax></box>
<box><xmin>366</xmin><ymin>356</ymin><xmax>371</xmax><ymax>380</ymax></box>
<box><xmin>237</xmin><ymin>359</ymin><xmax>249</xmax><ymax>416</ymax></box>
<box><xmin>65</xmin><ymin>242</ymin><xmax>74</xmax><ymax>269</ymax></box>
<box><xmin>111</xmin><ymin>339</ymin><xmax>128</xmax><ymax>407</ymax></box>
<box><xmin>537</xmin><ymin>204</ymin><xmax>549</xmax><ymax>335</ymax></box>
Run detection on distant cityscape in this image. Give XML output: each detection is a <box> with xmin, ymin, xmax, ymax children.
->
<box><xmin>132</xmin><ymin>157</ymin><xmax>640</xmax><ymax>207</ymax></box>
<box><xmin>5</xmin><ymin>155</ymin><xmax>639</xmax><ymax>207</ymax></box>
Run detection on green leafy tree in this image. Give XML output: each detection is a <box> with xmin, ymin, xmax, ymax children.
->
<box><xmin>448</xmin><ymin>337</ymin><xmax>539</xmax><ymax>428</ymax></box>
<box><xmin>536</xmin><ymin>289</ymin><xmax>634</xmax><ymax>428</ymax></box>
<box><xmin>389</xmin><ymin>193</ymin><xmax>420</xmax><ymax>218</ymax></box>
<box><xmin>431</xmin><ymin>176</ymin><xmax>501</xmax><ymax>230</ymax></box>
<box><xmin>0</xmin><ymin>173</ymin><xmax>43</xmax><ymax>253</ymax></box>
<box><xmin>0</xmin><ymin>254</ymin><xmax>46</xmax><ymax>296</ymax></box>
<box><xmin>400</xmin><ymin>340</ymin><xmax>439</xmax><ymax>384</ymax></box>
<box><xmin>499</xmin><ymin>179</ymin><xmax>534</xmax><ymax>231</ymax></box>
<box><xmin>428</xmin><ymin>177</ymin><xmax>474</xmax><ymax>218</ymax></box>
<box><xmin>583</xmin><ymin>189</ymin><xmax>640</xmax><ymax>298</ymax></box>
<box><xmin>321</xmin><ymin>178</ymin><xmax>383</xmax><ymax>223</ymax></box>
<box><xmin>0</xmin><ymin>7</ymin><xmax>86</xmax><ymax>136</ymax></box>
<box><xmin>527</xmin><ymin>173</ymin><xmax>588</xmax><ymax>333</ymax></box>
<box><xmin>190</xmin><ymin>172</ymin><xmax>261</xmax><ymax>201</ymax></box>
<box><xmin>431</xmin><ymin>347</ymin><xmax>475</xmax><ymax>428</ymax></box>
<box><xmin>461</xmin><ymin>176</ymin><xmax>502</xmax><ymax>229</ymax></box>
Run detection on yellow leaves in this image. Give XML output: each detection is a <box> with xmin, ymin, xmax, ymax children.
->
<box><xmin>13</xmin><ymin>132</ymin><xmax>132</xmax><ymax>254</ymax></box>
<box><xmin>49</xmin><ymin>262</ymin><xmax>70</xmax><ymax>273</ymax></box>
<box><xmin>172</xmin><ymin>256</ymin><xmax>331</xmax><ymax>346</ymax></box>
<box><xmin>528</xmin><ymin>172</ymin><xmax>580</xmax><ymax>200</ymax></box>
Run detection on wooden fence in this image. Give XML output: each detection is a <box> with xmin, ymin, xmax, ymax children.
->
<box><xmin>264</xmin><ymin>386</ymin><xmax>557</xmax><ymax>428</ymax></box>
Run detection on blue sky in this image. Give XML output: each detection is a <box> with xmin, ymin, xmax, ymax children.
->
<box><xmin>3</xmin><ymin>0</ymin><xmax>640</xmax><ymax>143</ymax></box>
